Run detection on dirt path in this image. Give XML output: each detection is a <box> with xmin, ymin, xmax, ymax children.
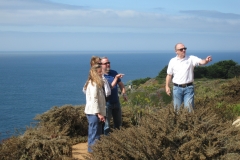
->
<box><xmin>72</xmin><ymin>142</ymin><xmax>89</xmax><ymax>160</ymax></box>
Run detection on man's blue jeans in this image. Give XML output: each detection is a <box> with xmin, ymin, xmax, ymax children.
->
<box><xmin>104</xmin><ymin>101</ymin><xmax>122</xmax><ymax>135</ymax></box>
<box><xmin>86</xmin><ymin>114</ymin><xmax>103</xmax><ymax>152</ymax></box>
<box><xmin>173</xmin><ymin>85</ymin><xmax>194</xmax><ymax>112</ymax></box>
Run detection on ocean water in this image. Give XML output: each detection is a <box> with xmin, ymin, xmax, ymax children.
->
<box><xmin>0</xmin><ymin>51</ymin><xmax>239</xmax><ymax>140</ymax></box>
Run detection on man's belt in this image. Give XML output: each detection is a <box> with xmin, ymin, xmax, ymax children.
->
<box><xmin>173</xmin><ymin>82</ymin><xmax>193</xmax><ymax>88</ymax></box>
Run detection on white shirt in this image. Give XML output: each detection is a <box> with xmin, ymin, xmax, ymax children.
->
<box><xmin>167</xmin><ymin>55</ymin><xmax>202</xmax><ymax>84</ymax></box>
<box><xmin>102</xmin><ymin>76</ymin><xmax>111</xmax><ymax>97</ymax></box>
<box><xmin>84</xmin><ymin>80</ymin><xmax>106</xmax><ymax>116</ymax></box>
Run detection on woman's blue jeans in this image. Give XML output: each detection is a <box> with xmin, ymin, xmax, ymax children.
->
<box><xmin>86</xmin><ymin>114</ymin><xmax>103</xmax><ymax>152</ymax></box>
<box><xmin>173</xmin><ymin>85</ymin><xmax>194</xmax><ymax>112</ymax></box>
<box><xmin>104</xmin><ymin>101</ymin><xmax>122</xmax><ymax>135</ymax></box>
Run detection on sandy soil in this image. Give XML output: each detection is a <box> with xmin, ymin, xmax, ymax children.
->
<box><xmin>72</xmin><ymin>142</ymin><xmax>90</xmax><ymax>160</ymax></box>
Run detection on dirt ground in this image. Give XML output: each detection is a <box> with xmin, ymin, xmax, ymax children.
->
<box><xmin>72</xmin><ymin>142</ymin><xmax>89</xmax><ymax>160</ymax></box>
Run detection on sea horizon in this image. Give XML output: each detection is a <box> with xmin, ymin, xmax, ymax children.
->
<box><xmin>0</xmin><ymin>50</ymin><xmax>239</xmax><ymax>56</ymax></box>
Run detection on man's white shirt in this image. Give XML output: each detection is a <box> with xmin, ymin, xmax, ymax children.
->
<box><xmin>167</xmin><ymin>55</ymin><xmax>202</xmax><ymax>84</ymax></box>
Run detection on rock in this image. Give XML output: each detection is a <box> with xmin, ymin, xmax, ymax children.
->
<box><xmin>232</xmin><ymin>117</ymin><xmax>240</xmax><ymax>127</ymax></box>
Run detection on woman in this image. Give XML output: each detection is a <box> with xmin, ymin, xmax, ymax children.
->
<box><xmin>84</xmin><ymin>64</ymin><xmax>106</xmax><ymax>152</ymax></box>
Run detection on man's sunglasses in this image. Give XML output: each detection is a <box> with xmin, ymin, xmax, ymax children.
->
<box><xmin>101</xmin><ymin>62</ymin><xmax>110</xmax><ymax>65</ymax></box>
<box><xmin>177</xmin><ymin>47</ymin><xmax>187</xmax><ymax>52</ymax></box>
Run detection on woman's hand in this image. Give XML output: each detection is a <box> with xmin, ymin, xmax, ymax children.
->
<box><xmin>97</xmin><ymin>114</ymin><xmax>105</xmax><ymax>122</ymax></box>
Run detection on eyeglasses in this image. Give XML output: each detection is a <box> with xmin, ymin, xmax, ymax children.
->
<box><xmin>177</xmin><ymin>47</ymin><xmax>187</xmax><ymax>52</ymax></box>
<box><xmin>102</xmin><ymin>62</ymin><xmax>110</xmax><ymax>65</ymax></box>
<box><xmin>98</xmin><ymin>62</ymin><xmax>102</xmax><ymax>65</ymax></box>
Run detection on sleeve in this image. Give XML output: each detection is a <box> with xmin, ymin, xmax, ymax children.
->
<box><xmin>190</xmin><ymin>55</ymin><xmax>202</xmax><ymax>67</ymax></box>
<box><xmin>167</xmin><ymin>59</ymin><xmax>174</xmax><ymax>75</ymax></box>
<box><xmin>82</xmin><ymin>87</ymin><xmax>86</xmax><ymax>94</ymax></box>
<box><xmin>90</xmin><ymin>83</ymin><xmax>100</xmax><ymax>114</ymax></box>
<box><xmin>82</xmin><ymin>82</ymin><xmax>87</xmax><ymax>94</ymax></box>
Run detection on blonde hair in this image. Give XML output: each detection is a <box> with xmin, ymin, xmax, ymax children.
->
<box><xmin>90</xmin><ymin>56</ymin><xmax>101</xmax><ymax>67</ymax></box>
<box><xmin>84</xmin><ymin>64</ymin><xmax>103</xmax><ymax>90</ymax></box>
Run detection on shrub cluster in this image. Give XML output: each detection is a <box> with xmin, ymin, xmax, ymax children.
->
<box><xmin>132</xmin><ymin>77</ymin><xmax>151</xmax><ymax>87</ymax></box>
<box><xmin>195</xmin><ymin>77</ymin><xmax>240</xmax><ymax>121</ymax></box>
<box><xmin>34</xmin><ymin>105</ymin><xmax>88</xmax><ymax>139</ymax></box>
<box><xmin>91</xmin><ymin>106</ymin><xmax>240</xmax><ymax>159</ymax></box>
<box><xmin>0</xmin><ymin>105</ymin><xmax>87</xmax><ymax>160</ymax></box>
<box><xmin>90</xmin><ymin>77</ymin><xmax>240</xmax><ymax>159</ymax></box>
<box><xmin>0</xmin><ymin>135</ymin><xmax>72</xmax><ymax>160</ymax></box>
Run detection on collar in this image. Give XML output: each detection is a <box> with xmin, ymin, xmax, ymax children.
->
<box><xmin>176</xmin><ymin>55</ymin><xmax>187</xmax><ymax>60</ymax></box>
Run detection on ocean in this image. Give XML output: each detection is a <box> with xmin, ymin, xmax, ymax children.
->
<box><xmin>0</xmin><ymin>51</ymin><xmax>240</xmax><ymax>140</ymax></box>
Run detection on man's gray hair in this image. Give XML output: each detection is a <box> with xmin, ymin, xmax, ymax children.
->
<box><xmin>175</xmin><ymin>43</ymin><xmax>183</xmax><ymax>50</ymax></box>
<box><xmin>100</xmin><ymin>56</ymin><xmax>108</xmax><ymax>60</ymax></box>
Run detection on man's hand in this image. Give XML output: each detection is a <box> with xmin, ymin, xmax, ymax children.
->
<box><xmin>122</xmin><ymin>93</ymin><xmax>128</xmax><ymax>101</ymax></box>
<box><xmin>166</xmin><ymin>86</ymin><xmax>171</xmax><ymax>96</ymax></box>
<box><xmin>205</xmin><ymin>56</ymin><xmax>212</xmax><ymax>62</ymax></box>
<box><xmin>165</xmin><ymin>74</ymin><xmax>172</xmax><ymax>96</ymax></box>
<box><xmin>200</xmin><ymin>56</ymin><xmax>212</xmax><ymax>65</ymax></box>
<box><xmin>116</xmin><ymin>73</ymin><xmax>124</xmax><ymax>79</ymax></box>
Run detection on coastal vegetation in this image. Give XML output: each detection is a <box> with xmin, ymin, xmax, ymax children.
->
<box><xmin>0</xmin><ymin>60</ymin><xmax>240</xmax><ymax>159</ymax></box>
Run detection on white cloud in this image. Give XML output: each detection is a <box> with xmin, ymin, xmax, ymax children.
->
<box><xmin>0</xmin><ymin>0</ymin><xmax>85</xmax><ymax>10</ymax></box>
<box><xmin>180</xmin><ymin>10</ymin><xmax>240</xmax><ymax>19</ymax></box>
<box><xmin>0</xmin><ymin>0</ymin><xmax>240</xmax><ymax>34</ymax></box>
<box><xmin>0</xmin><ymin>0</ymin><xmax>240</xmax><ymax>51</ymax></box>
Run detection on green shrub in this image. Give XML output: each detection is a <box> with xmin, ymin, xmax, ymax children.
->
<box><xmin>0</xmin><ymin>131</ymin><xmax>73</xmax><ymax>160</ymax></box>
<box><xmin>233</xmin><ymin>104</ymin><xmax>240</xmax><ymax>116</ymax></box>
<box><xmin>34</xmin><ymin>105</ymin><xmax>88</xmax><ymax>139</ymax></box>
<box><xmin>121</xmin><ymin>83</ymin><xmax>167</xmax><ymax>126</ymax></box>
<box><xmin>132</xmin><ymin>77</ymin><xmax>151</xmax><ymax>87</ymax></box>
<box><xmin>156</xmin><ymin>65</ymin><xmax>167</xmax><ymax>78</ymax></box>
<box><xmin>0</xmin><ymin>105</ymin><xmax>87</xmax><ymax>160</ymax></box>
<box><xmin>206</xmin><ymin>60</ymin><xmax>238</xmax><ymax>79</ymax></box>
<box><xmin>90</xmin><ymin>106</ymin><xmax>240</xmax><ymax>159</ymax></box>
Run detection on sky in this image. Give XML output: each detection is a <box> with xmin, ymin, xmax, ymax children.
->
<box><xmin>0</xmin><ymin>0</ymin><xmax>240</xmax><ymax>52</ymax></box>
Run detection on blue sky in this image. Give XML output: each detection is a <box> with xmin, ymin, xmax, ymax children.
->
<box><xmin>0</xmin><ymin>0</ymin><xmax>240</xmax><ymax>52</ymax></box>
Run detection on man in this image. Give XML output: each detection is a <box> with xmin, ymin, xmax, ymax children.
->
<box><xmin>165</xmin><ymin>43</ymin><xmax>212</xmax><ymax>111</ymax></box>
<box><xmin>101</xmin><ymin>57</ymin><xmax>127</xmax><ymax>135</ymax></box>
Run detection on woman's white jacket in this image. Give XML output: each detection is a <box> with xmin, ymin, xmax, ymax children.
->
<box><xmin>84</xmin><ymin>80</ymin><xmax>106</xmax><ymax>116</ymax></box>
